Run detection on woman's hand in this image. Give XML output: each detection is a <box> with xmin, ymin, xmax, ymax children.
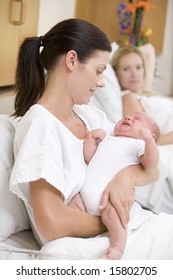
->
<box><xmin>99</xmin><ymin>168</ymin><xmax>135</xmax><ymax>229</ymax></box>
<box><xmin>98</xmin><ymin>165</ymin><xmax>159</xmax><ymax>229</ymax></box>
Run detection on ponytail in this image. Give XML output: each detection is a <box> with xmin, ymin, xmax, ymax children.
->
<box><xmin>14</xmin><ymin>37</ymin><xmax>45</xmax><ymax>117</ymax></box>
<box><xmin>13</xmin><ymin>19</ymin><xmax>111</xmax><ymax>117</ymax></box>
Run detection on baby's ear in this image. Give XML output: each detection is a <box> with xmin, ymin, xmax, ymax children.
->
<box><xmin>151</xmin><ymin>133</ymin><xmax>157</xmax><ymax>142</ymax></box>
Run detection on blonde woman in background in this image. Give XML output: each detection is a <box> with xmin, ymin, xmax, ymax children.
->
<box><xmin>112</xmin><ymin>44</ymin><xmax>173</xmax><ymax>145</ymax></box>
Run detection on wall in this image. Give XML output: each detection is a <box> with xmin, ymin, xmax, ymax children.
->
<box><xmin>37</xmin><ymin>0</ymin><xmax>75</xmax><ymax>35</ymax></box>
<box><xmin>153</xmin><ymin>0</ymin><xmax>173</xmax><ymax>96</ymax></box>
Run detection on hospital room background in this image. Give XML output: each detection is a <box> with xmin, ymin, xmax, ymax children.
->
<box><xmin>0</xmin><ymin>0</ymin><xmax>172</xmax><ymax>114</ymax></box>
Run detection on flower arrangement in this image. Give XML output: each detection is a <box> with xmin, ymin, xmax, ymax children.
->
<box><xmin>117</xmin><ymin>0</ymin><xmax>156</xmax><ymax>46</ymax></box>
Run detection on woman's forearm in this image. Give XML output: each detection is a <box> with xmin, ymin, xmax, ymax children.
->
<box><xmin>122</xmin><ymin>93</ymin><xmax>144</xmax><ymax>116</ymax></box>
<box><xmin>138</xmin><ymin>43</ymin><xmax>156</xmax><ymax>91</ymax></box>
<box><xmin>157</xmin><ymin>131</ymin><xmax>173</xmax><ymax>145</ymax></box>
<box><xmin>128</xmin><ymin>164</ymin><xmax>159</xmax><ymax>186</ymax></box>
<box><xmin>30</xmin><ymin>179</ymin><xmax>106</xmax><ymax>241</ymax></box>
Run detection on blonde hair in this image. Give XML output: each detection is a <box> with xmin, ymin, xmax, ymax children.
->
<box><xmin>112</xmin><ymin>45</ymin><xmax>146</xmax><ymax>78</ymax></box>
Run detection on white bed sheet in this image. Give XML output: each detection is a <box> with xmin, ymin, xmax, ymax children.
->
<box><xmin>39</xmin><ymin>202</ymin><xmax>173</xmax><ymax>260</ymax></box>
<box><xmin>0</xmin><ymin>229</ymin><xmax>40</xmax><ymax>260</ymax></box>
<box><xmin>2</xmin><ymin>201</ymin><xmax>173</xmax><ymax>260</ymax></box>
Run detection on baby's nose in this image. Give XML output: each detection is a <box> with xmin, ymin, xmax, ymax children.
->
<box><xmin>125</xmin><ymin>115</ymin><xmax>132</xmax><ymax>120</ymax></box>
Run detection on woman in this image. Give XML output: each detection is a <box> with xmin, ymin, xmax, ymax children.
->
<box><xmin>112</xmin><ymin>44</ymin><xmax>173</xmax><ymax>145</ymax></box>
<box><xmin>10</xmin><ymin>19</ymin><xmax>158</xmax><ymax>254</ymax></box>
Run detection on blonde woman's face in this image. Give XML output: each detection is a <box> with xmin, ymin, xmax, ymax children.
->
<box><xmin>116</xmin><ymin>53</ymin><xmax>144</xmax><ymax>93</ymax></box>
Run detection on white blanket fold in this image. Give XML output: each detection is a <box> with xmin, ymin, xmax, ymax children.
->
<box><xmin>40</xmin><ymin>202</ymin><xmax>173</xmax><ymax>260</ymax></box>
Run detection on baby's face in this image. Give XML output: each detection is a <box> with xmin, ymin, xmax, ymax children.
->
<box><xmin>114</xmin><ymin>112</ymin><xmax>154</xmax><ymax>139</ymax></box>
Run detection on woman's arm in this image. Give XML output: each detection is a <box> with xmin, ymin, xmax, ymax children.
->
<box><xmin>122</xmin><ymin>92</ymin><xmax>144</xmax><ymax>116</ymax></box>
<box><xmin>99</xmin><ymin>165</ymin><xmax>159</xmax><ymax>228</ymax></box>
<box><xmin>157</xmin><ymin>131</ymin><xmax>173</xmax><ymax>145</ymax></box>
<box><xmin>30</xmin><ymin>179</ymin><xmax>106</xmax><ymax>240</ymax></box>
<box><xmin>138</xmin><ymin>43</ymin><xmax>156</xmax><ymax>91</ymax></box>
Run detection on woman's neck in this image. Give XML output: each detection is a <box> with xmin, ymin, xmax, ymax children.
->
<box><xmin>122</xmin><ymin>88</ymin><xmax>141</xmax><ymax>95</ymax></box>
<box><xmin>37</xmin><ymin>95</ymin><xmax>74</xmax><ymax>120</ymax></box>
<box><xmin>38</xmin><ymin>78</ymin><xmax>74</xmax><ymax>120</ymax></box>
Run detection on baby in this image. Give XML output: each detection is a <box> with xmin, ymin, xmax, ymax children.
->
<box><xmin>69</xmin><ymin>111</ymin><xmax>160</xmax><ymax>259</ymax></box>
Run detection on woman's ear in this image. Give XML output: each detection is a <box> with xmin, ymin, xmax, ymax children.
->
<box><xmin>66</xmin><ymin>50</ymin><xmax>78</xmax><ymax>70</ymax></box>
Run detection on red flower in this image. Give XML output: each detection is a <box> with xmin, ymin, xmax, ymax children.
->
<box><xmin>136</xmin><ymin>1</ymin><xmax>156</xmax><ymax>10</ymax></box>
<box><xmin>126</xmin><ymin>3</ymin><xmax>136</xmax><ymax>13</ymax></box>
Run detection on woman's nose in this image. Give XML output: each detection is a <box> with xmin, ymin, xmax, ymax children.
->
<box><xmin>131</xmin><ymin>69</ymin><xmax>138</xmax><ymax>77</ymax></box>
<box><xmin>96</xmin><ymin>76</ymin><xmax>105</xmax><ymax>88</ymax></box>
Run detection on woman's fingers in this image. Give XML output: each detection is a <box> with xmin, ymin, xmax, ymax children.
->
<box><xmin>99</xmin><ymin>176</ymin><xmax>136</xmax><ymax>229</ymax></box>
<box><xmin>111</xmin><ymin>197</ymin><xmax>129</xmax><ymax>229</ymax></box>
<box><xmin>100</xmin><ymin>190</ymin><xmax>128</xmax><ymax>229</ymax></box>
<box><xmin>98</xmin><ymin>190</ymin><xmax>109</xmax><ymax>210</ymax></box>
<box><xmin>123</xmin><ymin>187</ymin><xmax>135</xmax><ymax>223</ymax></box>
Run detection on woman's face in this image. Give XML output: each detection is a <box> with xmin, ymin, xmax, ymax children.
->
<box><xmin>71</xmin><ymin>50</ymin><xmax>110</xmax><ymax>104</ymax></box>
<box><xmin>116</xmin><ymin>53</ymin><xmax>145</xmax><ymax>93</ymax></box>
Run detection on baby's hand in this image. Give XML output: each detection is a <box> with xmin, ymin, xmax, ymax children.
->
<box><xmin>84</xmin><ymin>128</ymin><xmax>107</xmax><ymax>164</ymax></box>
<box><xmin>91</xmin><ymin>128</ymin><xmax>107</xmax><ymax>144</ymax></box>
<box><xmin>140</xmin><ymin>127</ymin><xmax>153</xmax><ymax>143</ymax></box>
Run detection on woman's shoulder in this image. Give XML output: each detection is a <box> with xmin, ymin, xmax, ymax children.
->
<box><xmin>18</xmin><ymin>104</ymin><xmax>57</xmax><ymax>124</ymax></box>
<box><xmin>15</xmin><ymin>104</ymin><xmax>59</xmax><ymax>136</ymax></box>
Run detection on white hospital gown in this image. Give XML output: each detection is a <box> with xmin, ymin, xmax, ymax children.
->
<box><xmin>10</xmin><ymin>104</ymin><xmax>113</xmax><ymax>245</ymax></box>
<box><xmin>81</xmin><ymin>136</ymin><xmax>145</xmax><ymax>215</ymax></box>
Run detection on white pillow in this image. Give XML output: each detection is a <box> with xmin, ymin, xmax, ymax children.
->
<box><xmin>0</xmin><ymin>115</ymin><xmax>30</xmax><ymax>241</ymax></box>
<box><xmin>89</xmin><ymin>42</ymin><xmax>123</xmax><ymax>124</ymax></box>
<box><xmin>109</xmin><ymin>41</ymin><xmax>119</xmax><ymax>62</ymax></box>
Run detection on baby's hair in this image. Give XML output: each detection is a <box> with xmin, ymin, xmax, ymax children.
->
<box><xmin>137</xmin><ymin>111</ymin><xmax>160</xmax><ymax>142</ymax></box>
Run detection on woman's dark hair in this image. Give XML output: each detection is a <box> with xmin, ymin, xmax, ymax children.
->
<box><xmin>14</xmin><ymin>18</ymin><xmax>112</xmax><ymax>117</ymax></box>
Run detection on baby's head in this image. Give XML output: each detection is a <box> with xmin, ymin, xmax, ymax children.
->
<box><xmin>114</xmin><ymin>112</ymin><xmax>160</xmax><ymax>142</ymax></box>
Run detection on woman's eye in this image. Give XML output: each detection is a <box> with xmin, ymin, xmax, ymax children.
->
<box><xmin>96</xmin><ymin>71</ymin><xmax>102</xmax><ymax>75</ymax></box>
<box><xmin>137</xmin><ymin>65</ymin><xmax>143</xmax><ymax>70</ymax></box>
